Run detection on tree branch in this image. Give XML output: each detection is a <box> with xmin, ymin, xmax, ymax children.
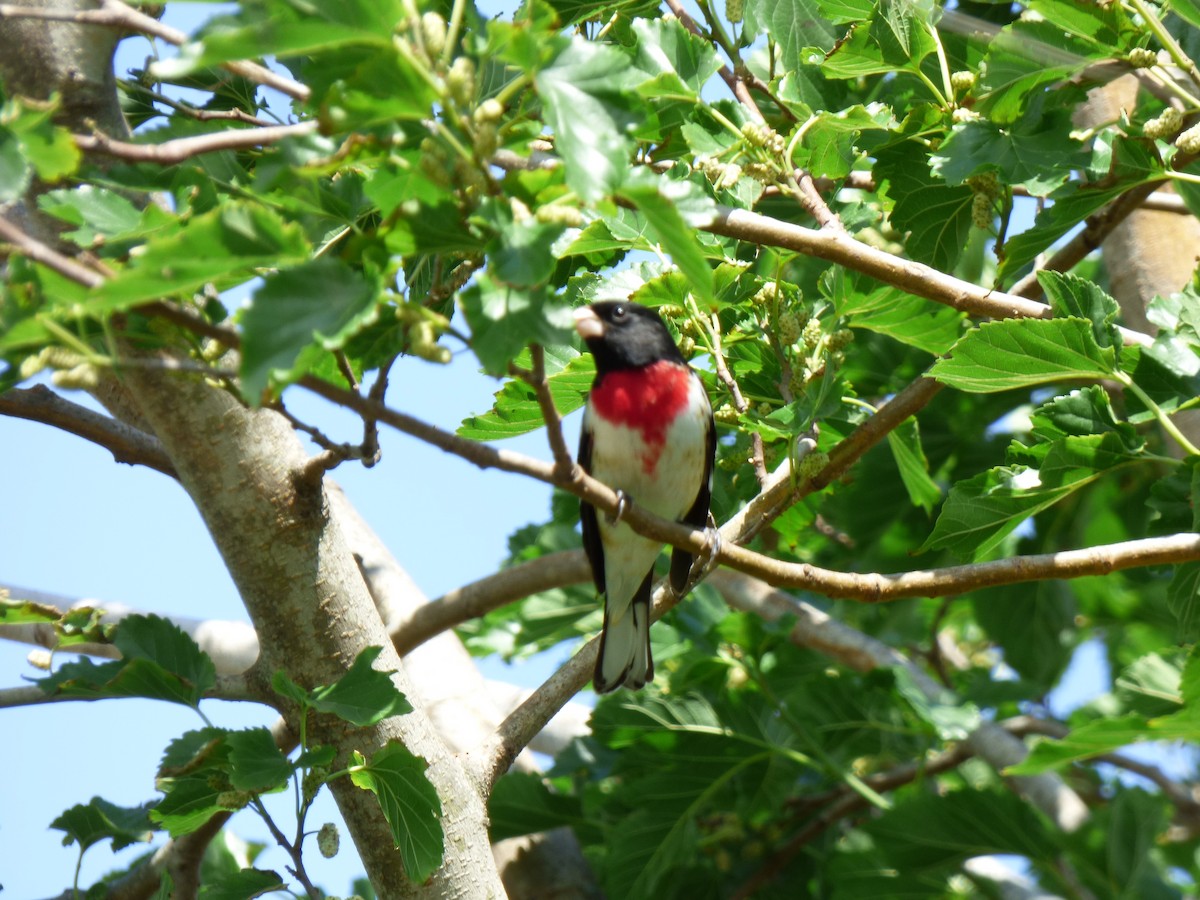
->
<box><xmin>702</xmin><ymin>206</ymin><xmax>1154</xmax><ymax>347</ymax></box>
<box><xmin>74</xmin><ymin>121</ymin><xmax>319</xmax><ymax>164</ymax></box>
<box><xmin>0</xmin><ymin>385</ymin><xmax>175</xmax><ymax>476</ymax></box>
<box><xmin>391</xmin><ymin>550</ymin><xmax>590</xmax><ymax>655</ymax></box>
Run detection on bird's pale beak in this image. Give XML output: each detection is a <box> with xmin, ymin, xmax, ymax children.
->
<box><xmin>573</xmin><ymin>305</ymin><xmax>604</xmax><ymax>341</ymax></box>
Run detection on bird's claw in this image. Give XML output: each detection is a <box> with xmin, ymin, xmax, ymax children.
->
<box><xmin>687</xmin><ymin>521</ymin><xmax>724</xmax><ymax>587</ymax></box>
<box><xmin>606</xmin><ymin>490</ymin><xmax>630</xmax><ymax>525</ymax></box>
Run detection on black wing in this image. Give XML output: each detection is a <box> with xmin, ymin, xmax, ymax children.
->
<box><xmin>578</xmin><ymin>411</ymin><xmax>606</xmax><ymax>596</ymax></box>
<box><xmin>670</xmin><ymin>392</ymin><xmax>716</xmax><ymax>595</ymax></box>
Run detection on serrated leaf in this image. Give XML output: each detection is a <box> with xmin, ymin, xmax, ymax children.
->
<box><xmin>829</xmin><ymin>267</ymin><xmax>964</xmax><ymax>355</ymax></box>
<box><xmin>930</xmin><ymin>318</ymin><xmax>1116</xmax><ymax>392</ymax></box>
<box><xmin>92</xmin><ymin>203</ymin><xmax>309</xmax><ymax>310</ymax></box>
<box><xmin>37</xmin><ymin>186</ymin><xmax>143</xmax><ymax>248</ymax></box>
<box><xmin>1029</xmin><ymin>385</ymin><xmax>1140</xmax><ymax>448</ymax></box>
<box><xmin>630</xmin><ymin>17</ymin><xmax>723</xmax><ymax>96</ymax></box>
<box><xmin>350</xmin><ymin>742</ymin><xmax>444</xmax><ymax>883</ymax></box>
<box><xmin>488</xmin><ymin>771</ymin><xmax>586</xmax><ymax>842</ymax></box>
<box><xmin>1006</xmin><ymin>714</ymin><xmax>1151</xmax><ymax>774</ymax></box>
<box><xmin>1167</xmin><ymin>561</ymin><xmax>1200</xmax><ymax>643</ymax></box>
<box><xmin>51</xmin><ymin>798</ymin><xmax>154</xmax><ymax>853</ymax></box>
<box><xmin>931</xmin><ymin>113</ymin><xmax>1086</xmax><ymax>196</ymax></box>
<box><xmin>198</xmin><ymin>868</ymin><xmax>286</xmax><ymax>900</ymax></box>
<box><xmin>618</xmin><ymin>175</ymin><xmax>716</xmax><ymax>305</ymax></box>
<box><xmin>920</xmin><ymin>460</ymin><xmax>1098</xmax><ymax>560</ymax></box>
<box><xmin>1037</xmin><ymin>270</ymin><xmax>1120</xmax><ymax>349</ymax></box>
<box><xmin>240</xmin><ymin>258</ymin><xmax>380</xmax><ymax>401</ymax></box>
<box><xmin>225</xmin><ymin>728</ymin><xmax>295</xmax><ymax>792</ymax></box>
<box><xmin>151</xmin><ymin>776</ymin><xmax>230</xmax><ymax>837</ymax></box>
<box><xmin>748</xmin><ymin>0</ymin><xmax>839</xmax><ymax>61</ymax></box>
<box><xmin>39</xmin><ymin>614</ymin><xmax>216</xmax><ymax>707</ymax></box>
<box><xmin>536</xmin><ymin>39</ymin><xmax>641</xmax><ymax>201</ymax></box>
<box><xmin>459</xmin><ymin>274</ymin><xmax>575</xmax><ymax>374</ymax></box>
<box><xmin>973</xmin><ymin>580</ymin><xmax>1076</xmax><ymax>688</ymax></box>
<box><xmin>874</xmin><ymin>141</ymin><xmax>973</xmax><ymax>271</ymax></box>
<box><xmin>886</xmin><ymin>417</ymin><xmax>942</xmax><ymax>512</ymax></box>
<box><xmin>458</xmin><ymin>348</ymin><xmax>592</xmax><ymax>441</ymax></box>
<box><xmin>307</xmin><ymin>645</ymin><xmax>413</xmax><ymax>726</ymax></box>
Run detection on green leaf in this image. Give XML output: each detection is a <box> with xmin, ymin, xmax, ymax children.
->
<box><xmin>458</xmin><ymin>347</ymin><xmax>592</xmax><ymax>441</ymax></box>
<box><xmin>1006</xmin><ymin>714</ymin><xmax>1151</xmax><ymax>774</ymax></box>
<box><xmin>92</xmin><ymin>203</ymin><xmax>310</xmax><ymax>310</ymax></box>
<box><xmin>1115</xmin><ymin>652</ymin><xmax>1184</xmax><ymax>717</ymax></box>
<box><xmin>892</xmin><ymin>666</ymin><xmax>980</xmax><ymax>740</ymax></box>
<box><xmin>350</xmin><ymin>742</ymin><xmax>444</xmax><ymax>883</ymax></box>
<box><xmin>931</xmin><ymin>112</ymin><xmax>1087</xmax><ymax>196</ymax></box>
<box><xmin>239</xmin><ymin>258</ymin><xmax>380</xmax><ymax>401</ymax></box>
<box><xmin>930</xmin><ymin>318</ymin><xmax>1117</xmax><ymax>392</ymax></box>
<box><xmin>198</xmin><ymin>868</ymin><xmax>286</xmax><ymax>900</ymax></box>
<box><xmin>973</xmin><ymin>580</ymin><xmax>1076</xmax><ymax>688</ymax></box>
<box><xmin>630</xmin><ymin>17</ymin><xmax>723</xmax><ymax>96</ymax></box>
<box><xmin>1167</xmin><ymin>561</ymin><xmax>1200</xmax><ymax>643</ymax></box>
<box><xmin>886</xmin><ymin>417</ymin><xmax>942</xmax><ymax>512</ymax></box>
<box><xmin>488</xmin><ymin>771</ymin><xmax>586</xmax><ymax>842</ymax></box>
<box><xmin>829</xmin><ymin>268</ymin><xmax>964</xmax><ymax>355</ymax></box>
<box><xmin>458</xmin><ymin>274</ymin><xmax>574</xmax><ymax>374</ymax></box>
<box><xmin>748</xmin><ymin>0</ymin><xmax>839</xmax><ymax>61</ymax></box>
<box><xmin>37</xmin><ymin>186</ymin><xmax>143</xmax><ymax>248</ymax></box>
<box><xmin>39</xmin><ymin>614</ymin><xmax>216</xmax><ymax>707</ymax></box>
<box><xmin>920</xmin><ymin>462</ymin><xmax>1087</xmax><ymax>559</ymax></box>
<box><xmin>1037</xmin><ymin>270</ymin><xmax>1120</xmax><ymax>349</ymax></box>
<box><xmin>224</xmin><ymin>728</ymin><xmax>295</xmax><ymax>792</ymax></box>
<box><xmin>1029</xmin><ymin>385</ymin><xmax>1140</xmax><ymax>449</ymax></box>
<box><xmin>51</xmin><ymin>798</ymin><xmax>154</xmax><ymax>853</ymax></box>
<box><xmin>852</xmin><ymin>787</ymin><xmax>1058</xmax><ymax>872</ymax></box>
<box><xmin>874</xmin><ymin>141</ymin><xmax>973</xmax><ymax>271</ymax></box>
<box><xmin>618</xmin><ymin>174</ymin><xmax>716</xmax><ymax>305</ymax></box>
<box><xmin>307</xmin><ymin>645</ymin><xmax>414</xmax><ymax>726</ymax></box>
<box><xmin>535</xmin><ymin>38</ymin><xmax>641</xmax><ymax>201</ymax></box>
<box><xmin>152</xmin><ymin>776</ymin><xmax>230</xmax><ymax>837</ymax></box>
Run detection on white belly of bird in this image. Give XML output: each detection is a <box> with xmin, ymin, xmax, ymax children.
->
<box><xmin>584</xmin><ymin>385</ymin><xmax>709</xmax><ymax>606</ymax></box>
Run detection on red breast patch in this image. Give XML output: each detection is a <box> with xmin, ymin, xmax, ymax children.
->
<box><xmin>590</xmin><ymin>361</ymin><xmax>693</xmax><ymax>473</ymax></box>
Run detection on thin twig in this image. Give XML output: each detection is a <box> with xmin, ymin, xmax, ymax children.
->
<box><xmin>0</xmin><ymin>385</ymin><xmax>175</xmax><ymax>476</ymax></box>
<box><xmin>522</xmin><ymin>344</ymin><xmax>576</xmax><ymax>476</ymax></box>
<box><xmin>0</xmin><ymin>215</ymin><xmax>106</xmax><ymax>288</ymax></box>
<box><xmin>75</xmin><ymin>121</ymin><xmax>318</xmax><ymax>165</ymax></box>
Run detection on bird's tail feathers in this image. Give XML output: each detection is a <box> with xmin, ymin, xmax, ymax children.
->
<box><xmin>593</xmin><ymin>574</ymin><xmax>654</xmax><ymax>693</ymax></box>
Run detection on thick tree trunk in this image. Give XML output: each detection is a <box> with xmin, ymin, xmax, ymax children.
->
<box><xmin>0</xmin><ymin>4</ymin><xmax>506</xmax><ymax>895</ymax></box>
<box><xmin>116</xmin><ymin>356</ymin><xmax>505</xmax><ymax>897</ymax></box>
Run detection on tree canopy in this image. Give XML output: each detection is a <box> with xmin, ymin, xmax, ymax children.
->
<box><xmin>2</xmin><ymin>0</ymin><xmax>1200</xmax><ymax>897</ymax></box>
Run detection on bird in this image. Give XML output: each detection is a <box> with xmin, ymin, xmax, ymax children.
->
<box><xmin>574</xmin><ymin>300</ymin><xmax>716</xmax><ymax>693</ymax></box>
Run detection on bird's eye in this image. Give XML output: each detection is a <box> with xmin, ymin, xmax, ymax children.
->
<box><xmin>612</xmin><ymin>304</ymin><xmax>627</xmax><ymax>320</ymax></box>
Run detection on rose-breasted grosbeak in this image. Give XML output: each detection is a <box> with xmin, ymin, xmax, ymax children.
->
<box><xmin>575</xmin><ymin>300</ymin><xmax>715</xmax><ymax>693</ymax></box>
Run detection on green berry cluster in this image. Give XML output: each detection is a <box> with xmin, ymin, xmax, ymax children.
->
<box><xmin>966</xmin><ymin>171</ymin><xmax>1002</xmax><ymax>229</ymax></box>
<box><xmin>396</xmin><ymin>302</ymin><xmax>452</xmax><ymax>363</ymax></box>
<box><xmin>317</xmin><ymin>822</ymin><xmax>340</xmax><ymax>859</ymax></box>
<box><xmin>741</xmin><ymin>121</ymin><xmax>786</xmax><ymax>154</ymax></box>
<box><xmin>950</xmin><ymin>70</ymin><xmax>976</xmax><ymax>93</ymax></box>
<box><xmin>1127</xmin><ymin>47</ymin><xmax>1158</xmax><ymax>69</ymax></box>
<box><xmin>1144</xmin><ymin>107</ymin><xmax>1183</xmax><ymax>140</ymax></box>
<box><xmin>725</xmin><ymin>0</ymin><xmax>743</xmax><ymax>24</ymax></box>
<box><xmin>1176</xmin><ymin>122</ymin><xmax>1200</xmax><ymax>155</ymax></box>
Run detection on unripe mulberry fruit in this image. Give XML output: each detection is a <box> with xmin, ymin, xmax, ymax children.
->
<box><xmin>776</xmin><ymin>310</ymin><xmax>801</xmax><ymax>345</ymax></box>
<box><xmin>318</xmin><ymin>822</ymin><xmax>340</xmax><ymax>859</ymax></box>
<box><xmin>1144</xmin><ymin>107</ymin><xmax>1183</xmax><ymax>140</ymax></box>
<box><xmin>421</xmin><ymin>12</ymin><xmax>447</xmax><ymax>59</ymax></box>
